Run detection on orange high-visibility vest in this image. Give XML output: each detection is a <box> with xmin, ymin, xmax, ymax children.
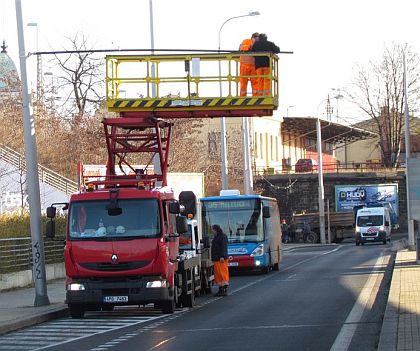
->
<box><xmin>239</xmin><ymin>38</ymin><xmax>254</xmax><ymax>65</ymax></box>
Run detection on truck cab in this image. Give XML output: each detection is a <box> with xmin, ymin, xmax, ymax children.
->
<box><xmin>355</xmin><ymin>207</ymin><xmax>391</xmax><ymax>245</ymax></box>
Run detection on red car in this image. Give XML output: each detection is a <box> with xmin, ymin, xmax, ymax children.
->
<box><xmin>295</xmin><ymin>158</ymin><xmax>318</xmax><ymax>172</ymax></box>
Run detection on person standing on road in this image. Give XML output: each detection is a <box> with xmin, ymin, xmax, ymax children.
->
<box><xmin>251</xmin><ymin>33</ymin><xmax>280</xmax><ymax>96</ymax></box>
<box><xmin>211</xmin><ymin>224</ymin><xmax>229</xmax><ymax>297</ymax></box>
<box><xmin>238</xmin><ymin>32</ymin><xmax>260</xmax><ymax>96</ymax></box>
<box><xmin>281</xmin><ymin>219</ymin><xmax>289</xmax><ymax>243</ymax></box>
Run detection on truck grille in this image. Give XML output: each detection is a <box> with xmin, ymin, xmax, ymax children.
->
<box><xmin>363</xmin><ymin>232</ymin><xmax>378</xmax><ymax>237</ymax></box>
<box><xmin>80</xmin><ymin>261</ymin><xmax>150</xmax><ymax>272</ymax></box>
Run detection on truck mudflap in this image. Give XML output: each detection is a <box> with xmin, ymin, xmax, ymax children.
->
<box><xmin>65</xmin><ymin>277</ymin><xmax>172</xmax><ymax>306</ymax></box>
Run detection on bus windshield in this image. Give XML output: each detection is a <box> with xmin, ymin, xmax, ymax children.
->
<box><xmin>201</xmin><ymin>198</ymin><xmax>263</xmax><ymax>243</ymax></box>
<box><xmin>68</xmin><ymin>199</ymin><xmax>161</xmax><ymax>240</ymax></box>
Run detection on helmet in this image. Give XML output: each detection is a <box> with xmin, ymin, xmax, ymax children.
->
<box><xmin>116</xmin><ymin>225</ymin><xmax>126</xmax><ymax>234</ymax></box>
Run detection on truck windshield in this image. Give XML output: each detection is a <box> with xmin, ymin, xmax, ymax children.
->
<box><xmin>357</xmin><ymin>215</ymin><xmax>383</xmax><ymax>227</ymax></box>
<box><xmin>201</xmin><ymin>199</ymin><xmax>263</xmax><ymax>243</ymax></box>
<box><xmin>68</xmin><ymin>199</ymin><xmax>161</xmax><ymax>240</ymax></box>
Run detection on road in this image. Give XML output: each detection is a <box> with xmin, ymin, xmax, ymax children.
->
<box><xmin>0</xmin><ymin>240</ymin><xmax>395</xmax><ymax>351</ymax></box>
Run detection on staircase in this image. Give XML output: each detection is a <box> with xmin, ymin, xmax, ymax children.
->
<box><xmin>0</xmin><ymin>144</ymin><xmax>78</xmax><ymax>195</ymax></box>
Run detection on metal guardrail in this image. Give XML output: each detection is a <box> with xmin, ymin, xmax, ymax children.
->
<box><xmin>0</xmin><ymin>237</ymin><xmax>65</xmax><ymax>274</ymax></box>
<box><xmin>0</xmin><ymin>144</ymin><xmax>78</xmax><ymax>195</ymax></box>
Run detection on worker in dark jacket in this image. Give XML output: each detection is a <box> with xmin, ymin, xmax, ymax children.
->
<box><xmin>211</xmin><ymin>224</ymin><xmax>229</xmax><ymax>296</ymax></box>
<box><xmin>251</xmin><ymin>33</ymin><xmax>280</xmax><ymax>96</ymax></box>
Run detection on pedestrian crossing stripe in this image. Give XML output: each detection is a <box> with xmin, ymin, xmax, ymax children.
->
<box><xmin>108</xmin><ymin>96</ymin><xmax>277</xmax><ymax>112</ymax></box>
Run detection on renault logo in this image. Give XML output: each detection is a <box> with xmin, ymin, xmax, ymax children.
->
<box><xmin>111</xmin><ymin>254</ymin><xmax>118</xmax><ymax>264</ymax></box>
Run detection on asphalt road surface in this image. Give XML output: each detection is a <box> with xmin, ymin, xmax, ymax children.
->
<box><xmin>0</xmin><ymin>240</ymin><xmax>395</xmax><ymax>351</ymax></box>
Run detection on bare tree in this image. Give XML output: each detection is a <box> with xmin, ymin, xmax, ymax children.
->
<box><xmin>350</xmin><ymin>43</ymin><xmax>420</xmax><ymax>167</ymax></box>
<box><xmin>51</xmin><ymin>33</ymin><xmax>105</xmax><ymax>125</ymax></box>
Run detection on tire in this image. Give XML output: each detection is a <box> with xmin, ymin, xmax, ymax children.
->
<box><xmin>383</xmin><ymin>240</ymin><xmax>387</xmax><ymax>244</ymax></box>
<box><xmin>306</xmin><ymin>231</ymin><xmax>318</xmax><ymax>244</ymax></box>
<box><xmin>182</xmin><ymin>276</ymin><xmax>195</xmax><ymax>308</ymax></box>
<box><xmin>69</xmin><ymin>305</ymin><xmax>85</xmax><ymax>319</ymax></box>
<box><xmin>162</xmin><ymin>293</ymin><xmax>176</xmax><ymax>314</ymax></box>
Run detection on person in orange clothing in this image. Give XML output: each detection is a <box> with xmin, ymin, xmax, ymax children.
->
<box><xmin>238</xmin><ymin>32</ymin><xmax>260</xmax><ymax>96</ymax></box>
<box><xmin>251</xmin><ymin>33</ymin><xmax>280</xmax><ymax>96</ymax></box>
<box><xmin>211</xmin><ymin>224</ymin><xmax>229</xmax><ymax>296</ymax></box>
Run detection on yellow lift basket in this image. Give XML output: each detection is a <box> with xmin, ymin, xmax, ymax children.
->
<box><xmin>105</xmin><ymin>53</ymin><xmax>279</xmax><ymax>118</ymax></box>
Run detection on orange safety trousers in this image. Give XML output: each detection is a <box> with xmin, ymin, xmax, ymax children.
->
<box><xmin>213</xmin><ymin>260</ymin><xmax>229</xmax><ymax>287</ymax></box>
<box><xmin>240</xmin><ymin>63</ymin><xmax>258</xmax><ymax>96</ymax></box>
<box><xmin>256</xmin><ymin>67</ymin><xmax>271</xmax><ymax>96</ymax></box>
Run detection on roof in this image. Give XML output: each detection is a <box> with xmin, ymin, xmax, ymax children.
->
<box><xmin>0</xmin><ymin>40</ymin><xmax>20</xmax><ymax>91</ymax></box>
<box><xmin>282</xmin><ymin>117</ymin><xmax>378</xmax><ymax>143</ymax></box>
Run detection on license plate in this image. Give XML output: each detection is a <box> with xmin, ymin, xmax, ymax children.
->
<box><xmin>365</xmin><ymin>237</ymin><xmax>374</xmax><ymax>240</ymax></box>
<box><xmin>103</xmin><ymin>296</ymin><xmax>128</xmax><ymax>303</ymax></box>
<box><xmin>228</xmin><ymin>262</ymin><xmax>239</xmax><ymax>267</ymax></box>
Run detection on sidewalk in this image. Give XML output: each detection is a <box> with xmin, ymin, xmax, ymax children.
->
<box><xmin>0</xmin><ymin>278</ymin><xmax>68</xmax><ymax>335</ymax></box>
<box><xmin>379</xmin><ymin>249</ymin><xmax>420</xmax><ymax>351</ymax></box>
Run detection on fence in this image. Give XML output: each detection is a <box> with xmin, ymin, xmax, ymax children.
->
<box><xmin>0</xmin><ymin>237</ymin><xmax>65</xmax><ymax>275</ymax></box>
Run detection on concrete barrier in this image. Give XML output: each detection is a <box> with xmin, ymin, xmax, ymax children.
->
<box><xmin>0</xmin><ymin>263</ymin><xmax>65</xmax><ymax>291</ymax></box>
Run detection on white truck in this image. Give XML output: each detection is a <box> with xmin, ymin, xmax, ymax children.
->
<box><xmin>355</xmin><ymin>207</ymin><xmax>391</xmax><ymax>245</ymax></box>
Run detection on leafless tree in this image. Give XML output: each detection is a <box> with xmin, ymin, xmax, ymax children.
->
<box><xmin>350</xmin><ymin>43</ymin><xmax>420</xmax><ymax>167</ymax></box>
<box><xmin>51</xmin><ymin>33</ymin><xmax>105</xmax><ymax>126</ymax></box>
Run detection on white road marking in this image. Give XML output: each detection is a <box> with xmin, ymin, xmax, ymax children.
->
<box><xmin>329</xmin><ymin>253</ymin><xmax>387</xmax><ymax>351</ymax></box>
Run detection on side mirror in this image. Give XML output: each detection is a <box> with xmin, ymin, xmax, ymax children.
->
<box><xmin>46</xmin><ymin>220</ymin><xmax>56</xmax><ymax>239</ymax></box>
<box><xmin>176</xmin><ymin>216</ymin><xmax>188</xmax><ymax>234</ymax></box>
<box><xmin>263</xmin><ymin>206</ymin><xmax>270</xmax><ymax>218</ymax></box>
<box><xmin>46</xmin><ymin>206</ymin><xmax>56</xmax><ymax>219</ymax></box>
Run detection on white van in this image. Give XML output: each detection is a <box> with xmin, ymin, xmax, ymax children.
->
<box><xmin>355</xmin><ymin>207</ymin><xmax>391</xmax><ymax>245</ymax></box>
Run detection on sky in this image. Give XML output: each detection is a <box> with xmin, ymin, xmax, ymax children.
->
<box><xmin>1</xmin><ymin>0</ymin><xmax>419</xmax><ymax>124</ymax></box>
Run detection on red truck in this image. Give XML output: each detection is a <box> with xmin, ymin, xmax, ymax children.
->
<box><xmin>46</xmin><ymin>118</ymin><xmax>206</xmax><ymax>318</ymax></box>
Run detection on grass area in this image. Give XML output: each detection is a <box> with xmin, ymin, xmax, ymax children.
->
<box><xmin>0</xmin><ymin>213</ymin><xmax>67</xmax><ymax>238</ymax></box>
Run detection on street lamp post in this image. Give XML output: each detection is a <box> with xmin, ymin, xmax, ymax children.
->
<box><xmin>218</xmin><ymin>11</ymin><xmax>260</xmax><ymax>191</ymax></box>
<box><xmin>27</xmin><ymin>22</ymin><xmax>42</xmax><ymax>107</ymax></box>
<box><xmin>286</xmin><ymin>105</ymin><xmax>294</xmax><ymax>117</ymax></box>
<box><xmin>16</xmin><ymin>0</ymin><xmax>50</xmax><ymax>307</ymax></box>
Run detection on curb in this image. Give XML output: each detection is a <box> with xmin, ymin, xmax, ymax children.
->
<box><xmin>0</xmin><ymin>305</ymin><xmax>68</xmax><ymax>336</ymax></box>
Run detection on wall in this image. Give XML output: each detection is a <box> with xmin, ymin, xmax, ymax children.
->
<box><xmin>257</xmin><ymin>171</ymin><xmax>407</xmax><ymax>230</ymax></box>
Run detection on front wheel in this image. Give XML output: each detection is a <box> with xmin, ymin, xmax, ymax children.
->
<box><xmin>162</xmin><ymin>287</ymin><xmax>176</xmax><ymax>314</ymax></box>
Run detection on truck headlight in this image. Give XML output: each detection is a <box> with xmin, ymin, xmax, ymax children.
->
<box><xmin>146</xmin><ymin>280</ymin><xmax>167</xmax><ymax>288</ymax></box>
<box><xmin>67</xmin><ymin>283</ymin><xmax>85</xmax><ymax>291</ymax></box>
<box><xmin>250</xmin><ymin>244</ymin><xmax>264</xmax><ymax>257</ymax></box>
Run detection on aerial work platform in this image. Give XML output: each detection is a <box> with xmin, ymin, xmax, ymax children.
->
<box><xmin>106</xmin><ymin>53</ymin><xmax>279</xmax><ymax>118</ymax></box>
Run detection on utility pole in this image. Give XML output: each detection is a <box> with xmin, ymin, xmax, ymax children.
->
<box><xmin>15</xmin><ymin>0</ymin><xmax>50</xmax><ymax>306</ymax></box>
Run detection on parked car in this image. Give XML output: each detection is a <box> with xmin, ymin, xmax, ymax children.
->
<box><xmin>295</xmin><ymin>158</ymin><xmax>318</xmax><ymax>172</ymax></box>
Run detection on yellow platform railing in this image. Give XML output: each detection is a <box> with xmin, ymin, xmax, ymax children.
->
<box><xmin>105</xmin><ymin>53</ymin><xmax>279</xmax><ymax>116</ymax></box>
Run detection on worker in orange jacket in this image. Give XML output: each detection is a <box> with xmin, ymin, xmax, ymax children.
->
<box><xmin>239</xmin><ymin>32</ymin><xmax>260</xmax><ymax>96</ymax></box>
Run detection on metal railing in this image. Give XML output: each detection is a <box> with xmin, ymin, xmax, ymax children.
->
<box><xmin>0</xmin><ymin>144</ymin><xmax>78</xmax><ymax>195</ymax></box>
<box><xmin>256</xmin><ymin>161</ymin><xmax>406</xmax><ymax>176</ymax></box>
<box><xmin>0</xmin><ymin>237</ymin><xmax>65</xmax><ymax>275</ymax></box>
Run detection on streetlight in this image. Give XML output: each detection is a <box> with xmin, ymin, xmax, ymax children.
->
<box><xmin>315</xmin><ymin>99</ymin><xmax>329</xmax><ymax>244</ymax></box>
<box><xmin>331</xmin><ymin>88</ymin><xmax>344</xmax><ymax>122</ymax></box>
<box><xmin>286</xmin><ymin>105</ymin><xmax>294</xmax><ymax>117</ymax></box>
<box><xmin>218</xmin><ymin>11</ymin><xmax>260</xmax><ymax>191</ymax></box>
<box><xmin>16</xmin><ymin>0</ymin><xmax>50</xmax><ymax>306</ymax></box>
<box><xmin>27</xmin><ymin>22</ymin><xmax>42</xmax><ymax>106</ymax></box>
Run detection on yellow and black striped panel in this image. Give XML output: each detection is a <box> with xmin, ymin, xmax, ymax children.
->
<box><xmin>107</xmin><ymin>96</ymin><xmax>278</xmax><ymax>112</ymax></box>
